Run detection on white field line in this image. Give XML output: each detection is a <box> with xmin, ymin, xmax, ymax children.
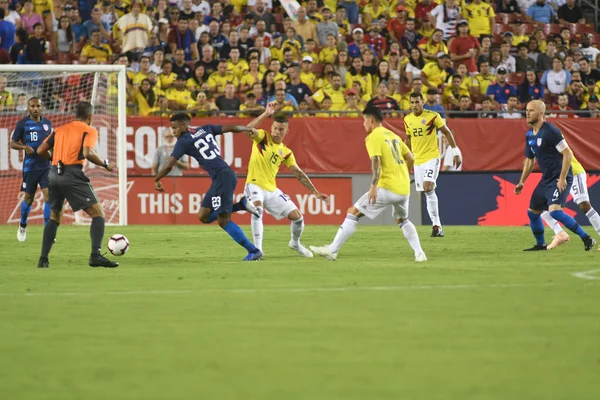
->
<box><xmin>571</xmin><ymin>269</ymin><xmax>600</xmax><ymax>281</ymax></box>
<box><xmin>0</xmin><ymin>282</ymin><xmax>559</xmax><ymax>297</ymax></box>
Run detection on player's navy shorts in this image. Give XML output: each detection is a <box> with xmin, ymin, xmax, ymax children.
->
<box><xmin>529</xmin><ymin>178</ymin><xmax>573</xmax><ymax>211</ymax></box>
<box><xmin>202</xmin><ymin>167</ymin><xmax>237</xmax><ymax>215</ymax></box>
<box><xmin>48</xmin><ymin>165</ymin><xmax>99</xmax><ymax>213</ymax></box>
<box><xmin>21</xmin><ymin>168</ymin><xmax>49</xmax><ymax>194</ymax></box>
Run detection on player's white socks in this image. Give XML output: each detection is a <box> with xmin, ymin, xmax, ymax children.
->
<box><xmin>541</xmin><ymin>211</ymin><xmax>565</xmax><ymax>235</ymax></box>
<box><xmin>425</xmin><ymin>190</ymin><xmax>441</xmax><ymax>226</ymax></box>
<box><xmin>329</xmin><ymin>214</ymin><xmax>359</xmax><ymax>254</ymax></box>
<box><xmin>585</xmin><ymin>208</ymin><xmax>600</xmax><ymax>236</ymax></box>
<box><xmin>290</xmin><ymin>217</ymin><xmax>304</xmax><ymax>245</ymax></box>
<box><xmin>251</xmin><ymin>206</ymin><xmax>264</xmax><ymax>251</ymax></box>
<box><xmin>400</xmin><ymin>219</ymin><xmax>424</xmax><ymax>257</ymax></box>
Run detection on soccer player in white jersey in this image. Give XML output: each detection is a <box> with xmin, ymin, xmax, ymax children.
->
<box><xmin>310</xmin><ymin>106</ymin><xmax>427</xmax><ymax>262</ymax></box>
<box><xmin>245</xmin><ymin>102</ymin><xmax>330</xmax><ymax>257</ymax></box>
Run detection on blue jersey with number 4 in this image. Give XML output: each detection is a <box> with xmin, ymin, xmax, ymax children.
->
<box><xmin>171</xmin><ymin>125</ymin><xmax>230</xmax><ymax>177</ymax></box>
<box><xmin>11</xmin><ymin>116</ymin><xmax>52</xmax><ymax>172</ymax></box>
<box><xmin>524</xmin><ymin>122</ymin><xmax>572</xmax><ymax>185</ymax></box>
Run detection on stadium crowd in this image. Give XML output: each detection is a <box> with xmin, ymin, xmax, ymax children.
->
<box><xmin>0</xmin><ymin>0</ymin><xmax>598</xmax><ymax>118</ymax></box>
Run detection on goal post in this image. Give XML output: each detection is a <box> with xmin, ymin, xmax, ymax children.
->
<box><xmin>0</xmin><ymin>64</ymin><xmax>128</xmax><ymax>226</ymax></box>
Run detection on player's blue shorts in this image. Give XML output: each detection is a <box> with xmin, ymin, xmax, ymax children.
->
<box><xmin>202</xmin><ymin>167</ymin><xmax>237</xmax><ymax>215</ymax></box>
<box><xmin>529</xmin><ymin>178</ymin><xmax>573</xmax><ymax>211</ymax></box>
<box><xmin>21</xmin><ymin>168</ymin><xmax>49</xmax><ymax>194</ymax></box>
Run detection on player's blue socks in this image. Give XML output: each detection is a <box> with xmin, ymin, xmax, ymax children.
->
<box><xmin>222</xmin><ymin>221</ymin><xmax>257</xmax><ymax>252</ymax></box>
<box><xmin>20</xmin><ymin>201</ymin><xmax>32</xmax><ymax>226</ymax></box>
<box><xmin>207</xmin><ymin>201</ymin><xmax>246</xmax><ymax>223</ymax></box>
<box><xmin>549</xmin><ymin>210</ymin><xmax>589</xmax><ymax>239</ymax></box>
<box><xmin>207</xmin><ymin>211</ymin><xmax>218</xmax><ymax>223</ymax></box>
<box><xmin>528</xmin><ymin>210</ymin><xmax>546</xmax><ymax>246</ymax></box>
<box><xmin>43</xmin><ymin>202</ymin><xmax>51</xmax><ymax>225</ymax></box>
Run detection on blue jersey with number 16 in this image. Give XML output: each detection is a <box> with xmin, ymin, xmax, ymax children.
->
<box><xmin>171</xmin><ymin>125</ymin><xmax>230</xmax><ymax>177</ymax></box>
<box><xmin>11</xmin><ymin>116</ymin><xmax>52</xmax><ymax>172</ymax></box>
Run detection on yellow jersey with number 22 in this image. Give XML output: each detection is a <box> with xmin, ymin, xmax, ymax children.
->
<box><xmin>246</xmin><ymin>129</ymin><xmax>297</xmax><ymax>192</ymax></box>
<box><xmin>404</xmin><ymin>110</ymin><xmax>446</xmax><ymax>165</ymax></box>
<box><xmin>365</xmin><ymin>126</ymin><xmax>411</xmax><ymax>196</ymax></box>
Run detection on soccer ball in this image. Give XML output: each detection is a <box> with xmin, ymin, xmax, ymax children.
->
<box><xmin>107</xmin><ymin>234</ymin><xmax>129</xmax><ymax>256</ymax></box>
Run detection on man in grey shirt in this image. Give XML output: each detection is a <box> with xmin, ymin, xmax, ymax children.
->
<box><xmin>316</xmin><ymin>7</ymin><xmax>339</xmax><ymax>46</ymax></box>
<box><xmin>152</xmin><ymin>128</ymin><xmax>189</xmax><ymax>176</ymax></box>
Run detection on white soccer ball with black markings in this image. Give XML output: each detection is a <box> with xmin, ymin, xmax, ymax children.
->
<box><xmin>107</xmin><ymin>234</ymin><xmax>129</xmax><ymax>256</ymax></box>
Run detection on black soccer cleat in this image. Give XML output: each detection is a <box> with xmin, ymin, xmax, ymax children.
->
<box><xmin>523</xmin><ymin>244</ymin><xmax>548</xmax><ymax>251</ymax></box>
<box><xmin>583</xmin><ymin>236</ymin><xmax>596</xmax><ymax>251</ymax></box>
<box><xmin>37</xmin><ymin>257</ymin><xmax>49</xmax><ymax>268</ymax></box>
<box><xmin>431</xmin><ymin>225</ymin><xmax>444</xmax><ymax>237</ymax></box>
<box><xmin>89</xmin><ymin>253</ymin><xmax>119</xmax><ymax>268</ymax></box>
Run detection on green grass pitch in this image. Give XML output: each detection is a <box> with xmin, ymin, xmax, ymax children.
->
<box><xmin>0</xmin><ymin>224</ymin><xmax>599</xmax><ymax>400</ymax></box>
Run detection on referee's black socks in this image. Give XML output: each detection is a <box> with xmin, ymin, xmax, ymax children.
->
<box><xmin>40</xmin><ymin>220</ymin><xmax>59</xmax><ymax>259</ymax></box>
<box><xmin>90</xmin><ymin>217</ymin><xmax>105</xmax><ymax>255</ymax></box>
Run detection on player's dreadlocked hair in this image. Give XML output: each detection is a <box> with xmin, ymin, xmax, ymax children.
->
<box><xmin>363</xmin><ymin>106</ymin><xmax>383</xmax><ymax>122</ymax></box>
<box><xmin>170</xmin><ymin>112</ymin><xmax>191</xmax><ymax>123</ymax></box>
<box><xmin>273</xmin><ymin>114</ymin><xmax>289</xmax><ymax>123</ymax></box>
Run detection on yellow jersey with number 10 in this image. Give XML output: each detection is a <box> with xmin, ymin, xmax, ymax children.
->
<box><xmin>404</xmin><ymin>110</ymin><xmax>446</xmax><ymax>165</ymax></box>
<box><xmin>246</xmin><ymin>129</ymin><xmax>297</xmax><ymax>192</ymax></box>
<box><xmin>365</xmin><ymin>127</ymin><xmax>411</xmax><ymax>196</ymax></box>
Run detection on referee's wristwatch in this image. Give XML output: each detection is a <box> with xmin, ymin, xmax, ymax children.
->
<box><xmin>103</xmin><ymin>159</ymin><xmax>110</xmax><ymax>169</ymax></box>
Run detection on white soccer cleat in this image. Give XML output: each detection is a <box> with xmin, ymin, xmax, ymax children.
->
<box><xmin>242</xmin><ymin>196</ymin><xmax>261</xmax><ymax>218</ymax></box>
<box><xmin>309</xmin><ymin>245</ymin><xmax>337</xmax><ymax>261</ymax></box>
<box><xmin>17</xmin><ymin>226</ymin><xmax>26</xmax><ymax>242</ymax></box>
<box><xmin>289</xmin><ymin>241</ymin><xmax>314</xmax><ymax>258</ymax></box>
<box><xmin>415</xmin><ymin>252</ymin><xmax>428</xmax><ymax>262</ymax></box>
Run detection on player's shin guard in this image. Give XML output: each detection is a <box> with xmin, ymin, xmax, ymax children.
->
<box><xmin>223</xmin><ymin>221</ymin><xmax>257</xmax><ymax>252</ymax></box>
<box><xmin>290</xmin><ymin>217</ymin><xmax>304</xmax><ymax>245</ymax></box>
<box><xmin>549</xmin><ymin>210</ymin><xmax>588</xmax><ymax>239</ymax></box>
<box><xmin>40</xmin><ymin>219</ymin><xmax>59</xmax><ymax>258</ymax></box>
<box><xmin>541</xmin><ymin>211</ymin><xmax>564</xmax><ymax>235</ymax></box>
<box><xmin>43</xmin><ymin>202</ymin><xmax>51</xmax><ymax>225</ymax></box>
<box><xmin>424</xmin><ymin>190</ymin><xmax>441</xmax><ymax>226</ymax></box>
<box><xmin>251</xmin><ymin>207</ymin><xmax>264</xmax><ymax>251</ymax></box>
<box><xmin>399</xmin><ymin>219</ymin><xmax>423</xmax><ymax>256</ymax></box>
<box><xmin>90</xmin><ymin>217</ymin><xmax>105</xmax><ymax>255</ymax></box>
<box><xmin>528</xmin><ymin>210</ymin><xmax>546</xmax><ymax>246</ymax></box>
<box><xmin>585</xmin><ymin>208</ymin><xmax>600</xmax><ymax>236</ymax></box>
<box><xmin>329</xmin><ymin>214</ymin><xmax>359</xmax><ymax>254</ymax></box>
<box><xmin>20</xmin><ymin>200</ymin><xmax>32</xmax><ymax>227</ymax></box>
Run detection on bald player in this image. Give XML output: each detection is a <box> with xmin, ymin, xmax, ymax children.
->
<box><xmin>514</xmin><ymin>100</ymin><xmax>595</xmax><ymax>251</ymax></box>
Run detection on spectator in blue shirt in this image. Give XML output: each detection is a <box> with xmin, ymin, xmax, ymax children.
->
<box><xmin>486</xmin><ymin>67</ymin><xmax>516</xmax><ymax>107</ymax></box>
<box><xmin>347</xmin><ymin>27</ymin><xmax>374</xmax><ymax>59</ymax></box>
<box><xmin>82</xmin><ymin>7</ymin><xmax>111</xmax><ymax>42</ymax></box>
<box><xmin>517</xmin><ymin>69</ymin><xmax>545</xmax><ymax>103</ymax></box>
<box><xmin>268</xmin><ymin>80</ymin><xmax>299</xmax><ymax>107</ymax></box>
<box><xmin>424</xmin><ymin>88</ymin><xmax>446</xmax><ymax>117</ymax></box>
<box><xmin>168</xmin><ymin>19</ymin><xmax>198</xmax><ymax>61</ymax></box>
<box><xmin>527</xmin><ymin>0</ymin><xmax>556</xmax><ymax>24</ymax></box>
<box><xmin>0</xmin><ymin>8</ymin><xmax>16</xmax><ymax>51</ymax></box>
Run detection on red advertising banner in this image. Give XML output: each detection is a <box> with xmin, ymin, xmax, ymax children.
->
<box><xmin>127</xmin><ymin>176</ymin><xmax>352</xmax><ymax>225</ymax></box>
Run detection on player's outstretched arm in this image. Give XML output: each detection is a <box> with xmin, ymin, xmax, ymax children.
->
<box><xmin>246</xmin><ymin>101</ymin><xmax>278</xmax><ymax>131</ymax></box>
<box><xmin>514</xmin><ymin>157</ymin><xmax>535</xmax><ymax>194</ymax></box>
<box><xmin>289</xmin><ymin>164</ymin><xmax>330</xmax><ymax>204</ymax></box>
<box><xmin>221</xmin><ymin>125</ymin><xmax>252</xmax><ymax>134</ymax></box>
<box><xmin>154</xmin><ymin>156</ymin><xmax>178</xmax><ymax>192</ymax></box>
<box><xmin>83</xmin><ymin>146</ymin><xmax>114</xmax><ymax>172</ymax></box>
<box><xmin>440</xmin><ymin>125</ymin><xmax>462</xmax><ymax>169</ymax></box>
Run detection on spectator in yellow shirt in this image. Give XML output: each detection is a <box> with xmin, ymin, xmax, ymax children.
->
<box><xmin>302</xmin><ymin>38</ymin><xmax>319</xmax><ymax>64</ymax></box>
<box><xmin>345</xmin><ymin>57</ymin><xmax>373</xmax><ymax>95</ymax></box>
<box><xmin>240</xmin><ymin>58</ymin><xmax>264</xmax><ymax>93</ymax></box>
<box><xmin>187</xmin><ymin>64</ymin><xmax>208</xmax><ymax>93</ymax></box>
<box><xmin>315</xmin><ymin>97</ymin><xmax>334</xmax><ymax>117</ymax></box>
<box><xmin>283</xmin><ymin>27</ymin><xmax>303</xmax><ymax>60</ymax></box>
<box><xmin>510</xmin><ymin>20</ymin><xmax>529</xmax><ymax>47</ymax></box>
<box><xmin>294</xmin><ymin>99</ymin><xmax>310</xmax><ymax>118</ymax></box>
<box><xmin>475</xmin><ymin>59</ymin><xmax>496</xmax><ymax>98</ymax></box>
<box><xmin>362</xmin><ymin>0</ymin><xmax>388</xmax><ymax>25</ymax></box>
<box><xmin>418</xmin><ymin>29</ymin><xmax>448</xmax><ymax>62</ymax></box>
<box><xmin>270</xmin><ymin>32</ymin><xmax>284</xmax><ymax>62</ymax></box>
<box><xmin>319</xmin><ymin>34</ymin><xmax>339</xmax><ymax>64</ymax></box>
<box><xmin>300</xmin><ymin>56</ymin><xmax>317</xmax><ymax>91</ymax></box>
<box><xmin>443</xmin><ymin>74</ymin><xmax>470</xmax><ymax>109</ymax></box>
<box><xmin>268</xmin><ymin>59</ymin><xmax>288</xmax><ymax>83</ymax></box>
<box><xmin>159</xmin><ymin>60</ymin><xmax>178</xmax><ymax>90</ymax></box>
<box><xmin>227</xmin><ymin>48</ymin><xmax>249</xmax><ymax>80</ymax></box>
<box><xmin>311</xmin><ymin>72</ymin><xmax>346</xmax><ymax>109</ymax></box>
<box><xmin>131</xmin><ymin>79</ymin><xmax>158</xmax><ymax>116</ymax></box>
<box><xmin>187</xmin><ymin>91</ymin><xmax>219</xmax><ymax>117</ymax></box>
<box><xmin>338</xmin><ymin>89</ymin><xmax>364</xmax><ymax>117</ymax></box>
<box><xmin>239</xmin><ymin>92</ymin><xmax>265</xmax><ymax>118</ymax></box>
<box><xmin>167</xmin><ymin>75</ymin><xmax>194</xmax><ymax>110</ymax></box>
<box><xmin>208</xmin><ymin>59</ymin><xmax>239</xmax><ymax>94</ymax></box>
<box><xmin>462</xmin><ymin>0</ymin><xmax>495</xmax><ymax>38</ymax></box>
<box><xmin>420</xmin><ymin>52</ymin><xmax>451</xmax><ymax>91</ymax></box>
<box><xmin>79</xmin><ymin>29</ymin><xmax>112</xmax><ymax>64</ymax></box>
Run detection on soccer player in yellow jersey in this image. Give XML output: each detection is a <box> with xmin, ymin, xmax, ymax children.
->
<box><xmin>245</xmin><ymin>102</ymin><xmax>330</xmax><ymax>257</ymax></box>
<box><xmin>540</xmin><ymin>149</ymin><xmax>600</xmax><ymax>250</ymax></box>
<box><xmin>404</xmin><ymin>92</ymin><xmax>461</xmax><ymax>237</ymax></box>
<box><xmin>310</xmin><ymin>106</ymin><xmax>427</xmax><ymax>262</ymax></box>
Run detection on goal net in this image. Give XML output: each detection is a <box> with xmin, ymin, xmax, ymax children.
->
<box><xmin>0</xmin><ymin>65</ymin><xmax>128</xmax><ymax>226</ymax></box>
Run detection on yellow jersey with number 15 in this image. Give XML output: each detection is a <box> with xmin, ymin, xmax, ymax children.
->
<box><xmin>404</xmin><ymin>110</ymin><xmax>446</xmax><ymax>165</ymax></box>
<box><xmin>246</xmin><ymin>129</ymin><xmax>297</xmax><ymax>192</ymax></box>
<box><xmin>365</xmin><ymin>126</ymin><xmax>411</xmax><ymax>196</ymax></box>
<box><xmin>571</xmin><ymin>154</ymin><xmax>585</xmax><ymax>176</ymax></box>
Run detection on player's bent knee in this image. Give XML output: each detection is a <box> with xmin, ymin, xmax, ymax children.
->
<box><xmin>287</xmin><ymin>209</ymin><xmax>302</xmax><ymax>221</ymax></box>
<box><xmin>85</xmin><ymin>203</ymin><xmax>105</xmax><ymax>219</ymax></box>
<box><xmin>41</xmin><ymin>188</ymin><xmax>49</xmax><ymax>202</ymax></box>
<box><xmin>578</xmin><ymin>202</ymin><xmax>592</xmax><ymax>213</ymax></box>
<box><xmin>346</xmin><ymin>206</ymin><xmax>361</xmax><ymax>217</ymax></box>
<box><xmin>548</xmin><ymin>204</ymin><xmax>562</xmax><ymax>212</ymax></box>
<box><xmin>423</xmin><ymin>183</ymin><xmax>434</xmax><ymax>192</ymax></box>
<box><xmin>23</xmin><ymin>193</ymin><xmax>35</xmax><ymax>205</ymax></box>
<box><xmin>528</xmin><ymin>208</ymin><xmax>542</xmax><ymax>214</ymax></box>
<box><xmin>217</xmin><ymin>213</ymin><xmax>231</xmax><ymax>228</ymax></box>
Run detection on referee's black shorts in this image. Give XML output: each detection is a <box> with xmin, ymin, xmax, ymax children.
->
<box><xmin>48</xmin><ymin>165</ymin><xmax>99</xmax><ymax>213</ymax></box>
